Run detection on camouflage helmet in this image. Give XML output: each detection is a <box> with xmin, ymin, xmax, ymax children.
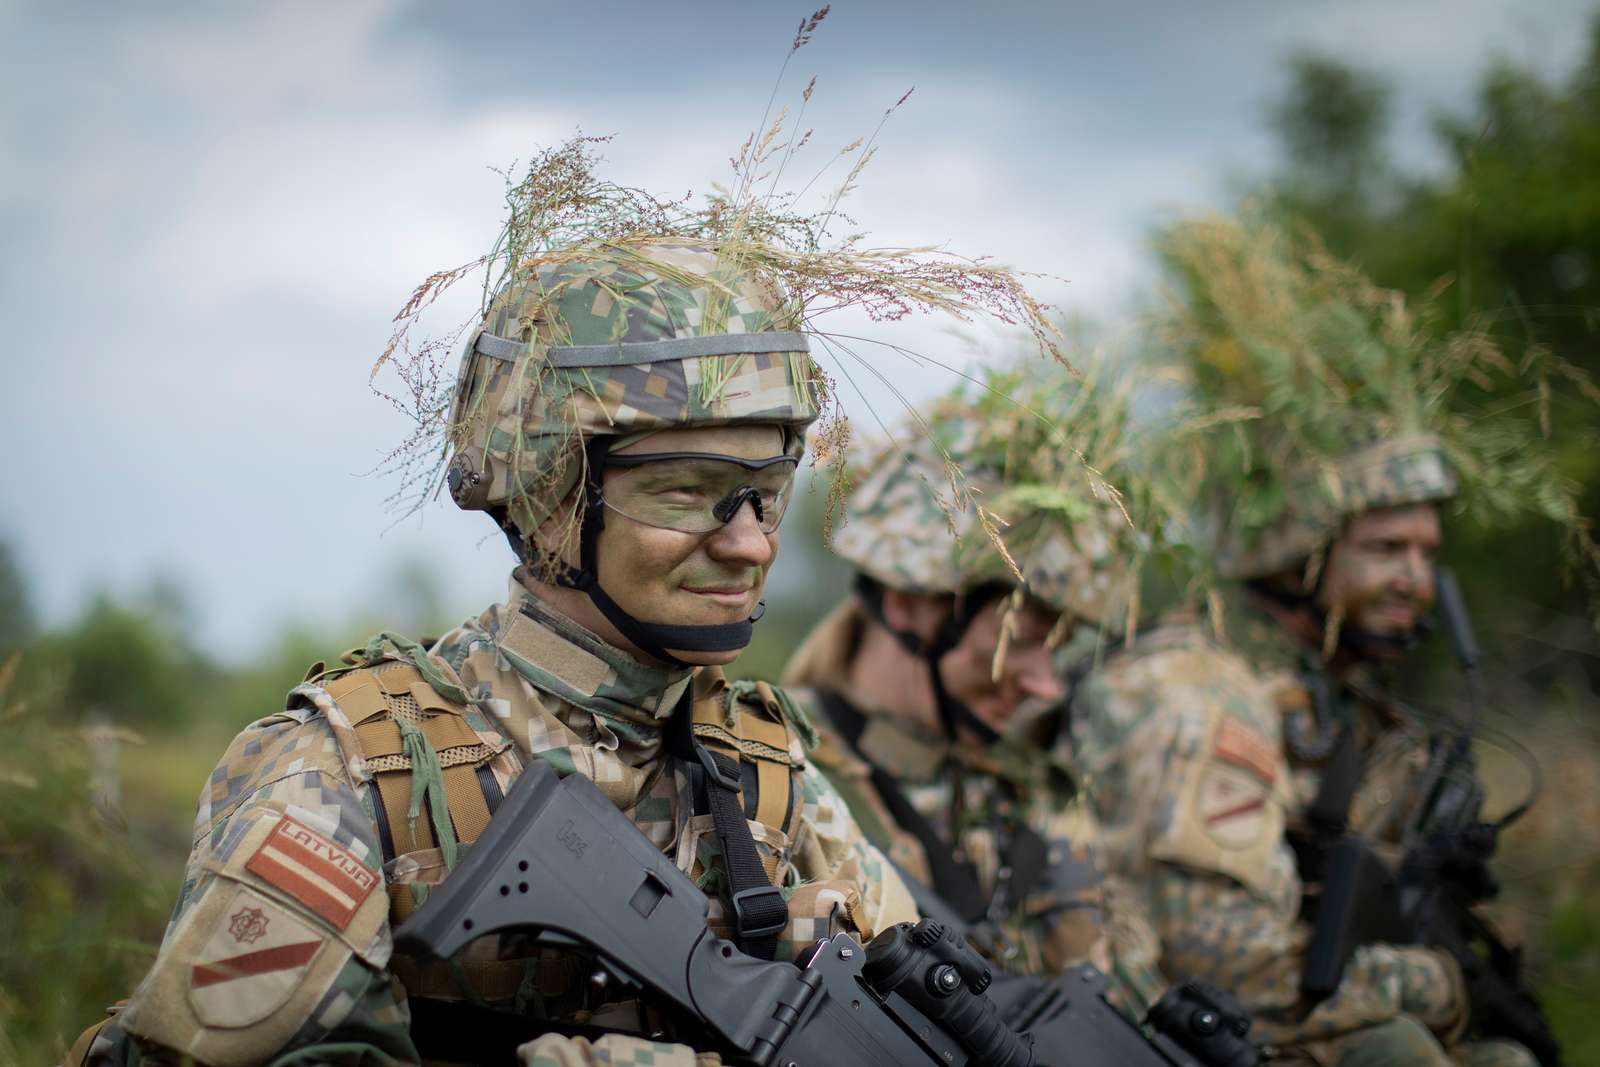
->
<box><xmin>833</xmin><ymin>376</ymin><xmax>1133</xmax><ymax>626</ymax></box>
<box><xmin>445</xmin><ymin>238</ymin><xmax>821</xmax><ymax>539</ymax></box>
<box><xmin>1215</xmin><ymin>434</ymin><xmax>1458</xmax><ymax>579</ymax></box>
<box><xmin>1154</xmin><ymin>215</ymin><xmax>1472</xmax><ymax>581</ymax></box>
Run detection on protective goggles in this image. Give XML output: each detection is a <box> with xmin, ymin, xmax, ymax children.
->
<box><xmin>600</xmin><ymin>451</ymin><xmax>799</xmax><ymax>535</ymax></box>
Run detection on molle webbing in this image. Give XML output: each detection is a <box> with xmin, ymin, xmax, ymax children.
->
<box><xmin>690</xmin><ymin>677</ymin><xmax>797</xmax><ymax>843</ymax></box>
<box><xmin>321</xmin><ymin>663</ymin><xmax>500</xmax><ymax>917</ymax></box>
<box><xmin>676</xmin><ymin>673</ymin><xmax>800</xmax><ymax>958</ymax></box>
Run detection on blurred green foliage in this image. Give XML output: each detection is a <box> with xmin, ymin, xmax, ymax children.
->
<box><xmin>0</xmin><ymin>541</ymin><xmax>33</xmax><ymax>658</ymax></box>
<box><xmin>0</xmin><ymin>553</ymin><xmax>459</xmax><ymax>1064</ymax></box>
<box><xmin>20</xmin><ymin>586</ymin><xmax>203</xmax><ymax>732</ymax></box>
<box><xmin>0</xmin><ymin>654</ymin><xmax>177</xmax><ymax>1065</ymax></box>
<box><xmin>1254</xmin><ymin>18</ymin><xmax>1600</xmax><ymax>627</ymax></box>
<box><xmin>1251</xmin><ymin>20</ymin><xmax>1600</xmax><ymax>1056</ymax></box>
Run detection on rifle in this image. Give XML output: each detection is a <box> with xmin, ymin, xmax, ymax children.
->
<box><xmin>1299</xmin><ymin>568</ymin><xmax>1562</xmax><ymax>1065</ymax></box>
<box><xmin>394</xmin><ymin>757</ymin><xmax>1246</xmax><ymax>1066</ymax></box>
<box><xmin>897</xmin><ymin>859</ymin><xmax>1257</xmax><ymax>1067</ymax></box>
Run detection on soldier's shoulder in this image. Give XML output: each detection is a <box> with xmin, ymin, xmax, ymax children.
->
<box><xmin>1073</xmin><ymin>622</ymin><xmax>1279</xmax><ymax>750</ymax></box>
<box><xmin>197</xmin><ymin>634</ymin><xmax>483</xmax><ymax>838</ymax></box>
<box><xmin>1081</xmin><ymin>621</ymin><xmax>1256</xmax><ymax>702</ymax></box>
<box><xmin>122</xmin><ymin>658</ymin><xmax>406</xmax><ymax>1063</ymax></box>
<box><xmin>193</xmin><ymin>683</ymin><xmax>354</xmax><ymax>846</ymax></box>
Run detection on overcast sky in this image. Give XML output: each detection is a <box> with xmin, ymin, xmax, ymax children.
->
<box><xmin>2</xmin><ymin>0</ymin><xmax>1594</xmax><ymax>657</ymax></box>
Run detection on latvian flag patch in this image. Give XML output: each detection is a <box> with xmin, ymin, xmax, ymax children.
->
<box><xmin>246</xmin><ymin>814</ymin><xmax>379</xmax><ymax>930</ymax></box>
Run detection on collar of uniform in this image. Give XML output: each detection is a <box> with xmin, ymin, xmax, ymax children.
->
<box><xmin>492</xmin><ymin>574</ymin><xmax>694</xmax><ymax>728</ymax></box>
<box><xmin>1214</xmin><ymin>585</ymin><xmax>1311</xmax><ymax>677</ymax></box>
<box><xmin>781</xmin><ymin>599</ymin><xmax>865</xmax><ymax>691</ymax></box>
<box><xmin>851</xmin><ymin>705</ymin><xmax>951</xmax><ymax>783</ymax></box>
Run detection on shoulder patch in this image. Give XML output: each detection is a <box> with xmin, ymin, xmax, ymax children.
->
<box><xmin>1195</xmin><ymin>765</ymin><xmax>1271</xmax><ymax>847</ymax></box>
<box><xmin>189</xmin><ymin>886</ymin><xmax>325</xmax><ymax>1027</ymax></box>
<box><xmin>1213</xmin><ymin>716</ymin><xmax>1278</xmax><ymax>784</ymax></box>
<box><xmin>245</xmin><ymin>814</ymin><xmax>380</xmax><ymax>931</ymax></box>
<box><xmin>1143</xmin><ymin>699</ymin><xmax>1290</xmax><ymax>896</ymax></box>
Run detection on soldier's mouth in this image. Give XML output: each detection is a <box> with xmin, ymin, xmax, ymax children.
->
<box><xmin>681</xmin><ymin>586</ymin><xmax>755</xmax><ymax>606</ymax></box>
<box><xmin>1366</xmin><ymin>602</ymin><xmax>1419</xmax><ymax>630</ymax></box>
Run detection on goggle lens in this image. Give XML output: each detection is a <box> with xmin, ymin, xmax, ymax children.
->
<box><xmin>601</xmin><ymin>453</ymin><xmax>798</xmax><ymax>535</ymax></box>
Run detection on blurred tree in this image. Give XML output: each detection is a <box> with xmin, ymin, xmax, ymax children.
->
<box><xmin>380</xmin><ymin>555</ymin><xmax>452</xmax><ymax>640</ymax></box>
<box><xmin>26</xmin><ymin>586</ymin><xmax>202</xmax><ymax>731</ymax></box>
<box><xmin>1265</xmin><ymin>52</ymin><xmax>1394</xmax><ymax>248</ymax></box>
<box><xmin>1257</xmin><ymin>18</ymin><xmax>1600</xmax><ymax>630</ymax></box>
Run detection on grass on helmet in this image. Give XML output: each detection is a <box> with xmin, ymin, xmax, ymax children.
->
<box><xmin>933</xmin><ymin>345</ymin><xmax>1246</xmax><ymax>652</ymax></box>
<box><xmin>369</xmin><ymin>7</ymin><xmax>1069</xmax><ymax>570</ymax></box>
<box><xmin>1153</xmin><ymin>211</ymin><xmax>1600</xmax><ymax>607</ymax></box>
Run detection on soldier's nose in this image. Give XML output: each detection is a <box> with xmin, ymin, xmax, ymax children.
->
<box><xmin>1017</xmin><ymin>649</ymin><xmax>1064</xmax><ymax>703</ymax></box>
<box><xmin>704</xmin><ymin>502</ymin><xmax>775</xmax><ymax>567</ymax></box>
<box><xmin>1395</xmin><ymin>547</ymin><xmax>1431</xmax><ymax>598</ymax></box>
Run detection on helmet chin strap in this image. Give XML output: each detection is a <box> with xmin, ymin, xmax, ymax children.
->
<box><xmin>853</xmin><ymin>574</ymin><xmax>1006</xmax><ymax>746</ymax></box>
<box><xmin>557</xmin><ymin>437</ymin><xmax>765</xmax><ymax>669</ymax></box>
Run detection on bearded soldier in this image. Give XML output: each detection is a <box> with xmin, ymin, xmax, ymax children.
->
<box><xmin>1067</xmin><ymin>216</ymin><xmax>1580</xmax><ymax>1067</ymax></box>
<box><xmin>782</xmin><ymin>368</ymin><xmax>1168</xmax><ymax>1013</ymax></box>
<box><xmin>68</xmin><ymin>133</ymin><xmax>1079</xmax><ymax>1065</ymax></box>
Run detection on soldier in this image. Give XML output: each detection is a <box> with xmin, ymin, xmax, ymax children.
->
<box><xmin>782</xmin><ymin>368</ymin><xmax>1167</xmax><ymax>1010</ymax></box>
<box><xmin>68</xmin><ymin>226</ymin><xmax>1070</xmax><ymax>1065</ymax></box>
<box><xmin>1068</xmin><ymin>216</ymin><xmax>1582</xmax><ymax>1066</ymax></box>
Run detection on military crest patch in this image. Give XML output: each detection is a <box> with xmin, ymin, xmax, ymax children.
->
<box><xmin>188</xmin><ymin>886</ymin><xmax>324</xmax><ymax>1027</ymax></box>
<box><xmin>245</xmin><ymin>814</ymin><xmax>379</xmax><ymax>930</ymax></box>
<box><xmin>227</xmin><ymin>904</ymin><xmax>269</xmax><ymax>944</ymax></box>
<box><xmin>1197</xmin><ymin>764</ymin><xmax>1269</xmax><ymax>848</ymax></box>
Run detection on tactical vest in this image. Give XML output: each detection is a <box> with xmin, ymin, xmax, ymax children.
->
<box><xmin>322</xmin><ymin>657</ymin><xmax>826</xmax><ymax>1029</ymax></box>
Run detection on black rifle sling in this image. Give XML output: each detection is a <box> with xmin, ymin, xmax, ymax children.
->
<box><xmin>991</xmin><ymin>815</ymin><xmax>1050</xmax><ymax>924</ymax></box>
<box><xmin>1308</xmin><ymin>724</ymin><xmax>1365</xmax><ymax>835</ymax></box>
<box><xmin>813</xmin><ymin>688</ymin><xmax>987</xmax><ymax>919</ymax></box>
<box><xmin>814</xmin><ymin>688</ymin><xmax>1049</xmax><ymax>924</ymax></box>
<box><xmin>1293</xmin><ymin>672</ymin><xmax>1367</xmax><ymax>887</ymax></box>
<box><xmin>667</xmin><ymin>692</ymin><xmax>788</xmax><ymax>960</ymax></box>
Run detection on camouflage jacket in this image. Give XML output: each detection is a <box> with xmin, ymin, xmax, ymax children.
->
<box><xmin>1219</xmin><ymin>598</ymin><xmax>1434</xmax><ymax>859</ymax></box>
<box><xmin>783</xmin><ymin>600</ymin><xmax>1166</xmax><ymax>1010</ymax></box>
<box><xmin>1066</xmin><ymin>595</ymin><xmax>1470</xmax><ymax>1060</ymax></box>
<box><xmin>99</xmin><ymin>574</ymin><xmax>917</xmax><ymax>1067</ymax></box>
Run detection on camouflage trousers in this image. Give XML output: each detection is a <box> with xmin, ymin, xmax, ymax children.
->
<box><xmin>1277</xmin><ymin>1017</ymin><xmax>1537</xmax><ymax>1067</ymax></box>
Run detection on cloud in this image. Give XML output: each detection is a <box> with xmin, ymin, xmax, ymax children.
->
<box><xmin>4</xmin><ymin>0</ymin><xmax>1595</xmax><ymax>656</ymax></box>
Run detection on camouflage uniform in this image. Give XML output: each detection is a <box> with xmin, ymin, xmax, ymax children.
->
<box><xmin>93</xmin><ymin>582</ymin><xmax>913</xmax><ymax>1066</ymax></box>
<box><xmin>1067</xmin><ymin>438</ymin><xmax>1536</xmax><ymax>1067</ymax></box>
<box><xmin>84</xmin><ymin>240</ymin><xmax>919</xmax><ymax>1066</ymax></box>
<box><xmin>783</xmin><ymin>403</ymin><xmax>1168</xmax><ymax>1012</ymax></box>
